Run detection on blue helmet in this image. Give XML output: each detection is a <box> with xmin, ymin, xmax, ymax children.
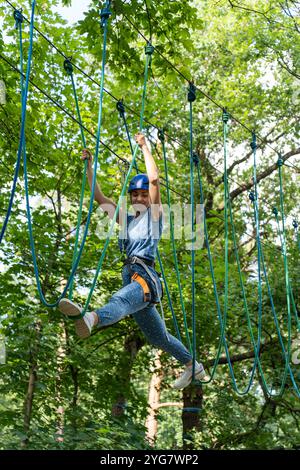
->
<box><xmin>128</xmin><ymin>173</ymin><xmax>149</xmax><ymax>193</ymax></box>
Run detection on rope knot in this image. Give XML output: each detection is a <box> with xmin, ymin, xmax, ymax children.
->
<box><xmin>158</xmin><ymin>129</ymin><xmax>165</xmax><ymax>143</ymax></box>
<box><xmin>250</xmin><ymin>133</ymin><xmax>257</xmax><ymax>151</ymax></box>
<box><xmin>188</xmin><ymin>82</ymin><xmax>196</xmax><ymax>102</ymax></box>
<box><xmin>222</xmin><ymin>174</ymin><xmax>228</xmax><ymax>184</ymax></box>
<box><xmin>277</xmin><ymin>157</ymin><xmax>284</xmax><ymax>167</ymax></box>
<box><xmin>222</xmin><ymin>109</ymin><xmax>230</xmax><ymax>123</ymax></box>
<box><xmin>145</xmin><ymin>43</ymin><xmax>155</xmax><ymax>55</ymax></box>
<box><xmin>63</xmin><ymin>58</ymin><xmax>73</xmax><ymax>76</ymax></box>
<box><xmin>116</xmin><ymin>99</ymin><xmax>125</xmax><ymax>116</ymax></box>
<box><xmin>272</xmin><ymin>207</ymin><xmax>278</xmax><ymax>216</ymax></box>
<box><xmin>100</xmin><ymin>3</ymin><xmax>112</xmax><ymax>27</ymax></box>
<box><xmin>248</xmin><ymin>191</ymin><xmax>256</xmax><ymax>202</ymax></box>
<box><xmin>192</xmin><ymin>152</ymin><xmax>200</xmax><ymax>166</ymax></box>
<box><xmin>14</xmin><ymin>9</ymin><xmax>23</xmax><ymax>28</ymax></box>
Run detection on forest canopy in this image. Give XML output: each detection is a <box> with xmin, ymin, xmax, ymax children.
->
<box><xmin>0</xmin><ymin>0</ymin><xmax>299</xmax><ymax>450</ymax></box>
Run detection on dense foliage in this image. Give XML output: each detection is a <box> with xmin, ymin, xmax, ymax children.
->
<box><xmin>0</xmin><ymin>0</ymin><xmax>299</xmax><ymax>450</ymax></box>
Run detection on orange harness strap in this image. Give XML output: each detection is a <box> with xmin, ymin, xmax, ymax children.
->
<box><xmin>131</xmin><ymin>272</ymin><xmax>151</xmax><ymax>303</ymax></box>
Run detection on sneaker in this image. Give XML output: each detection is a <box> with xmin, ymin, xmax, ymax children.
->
<box><xmin>172</xmin><ymin>362</ymin><xmax>206</xmax><ymax>390</ymax></box>
<box><xmin>58</xmin><ymin>298</ymin><xmax>95</xmax><ymax>339</ymax></box>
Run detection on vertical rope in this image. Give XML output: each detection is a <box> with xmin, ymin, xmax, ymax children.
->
<box><xmin>222</xmin><ymin>109</ymin><xmax>230</xmax><ymax>368</ymax></box>
<box><xmin>277</xmin><ymin>157</ymin><xmax>292</xmax><ymax>374</ymax></box>
<box><xmin>0</xmin><ymin>3</ymin><xmax>36</xmax><ymax>244</ymax></box>
<box><xmin>79</xmin><ymin>42</ymin><xmax>155</xmax><ymax>317</ymax></box>
<box><xmin>63</xmin><ymin>59</ymin><xmax>88</xmax><ymax>300</ymax></box>
<box><xmin>116</xmin><ymin>99</ymin><xmax>138</xmax><ymax>173</ymax></box>
<box><xmin>23</xmin><ymin>1</ymin><xmax>112</xmax><ymax>307</ymax></box>
<box><xmin>158</xmin><ymin>129</ymin><xmax>190</xmax><ymax>347</ymax></box>
<box><xmin>188</xmin><ymin>82</ymin><xmax>197</xmax><ymax>378</ymax></box>
<box><xmin>250</xmin><ymin>133</ymin><xmax>263</xmax><ymax>372</ymax></box>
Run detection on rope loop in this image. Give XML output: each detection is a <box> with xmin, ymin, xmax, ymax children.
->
<box><xmin>158</xmin><ymin>128</ymin><xmax>165</xmax><ymax>143</ymax></box>
<box><xmin>293</xmin><ymin>219</ymin><xmax>298</xmax><ymax>229</ymax></box>
<box><xmin>63</xmin><ymin>58</ymin><xmax>73</xmax><ymax>76</ymax></box>
<box><xmin>222</xmin><ymin>173</ymin><xmax>228</xmax><ymax>184</ymax></box>
<box><xmin>14</xmin><ymin>8</ymin><xmax>23</xmax><ymax>28</ymax></box>
<box><xmin>116</xmin><ymin>99</ymin><xmax>125</xmax><ymax>117</ymax></box>
<box><xmin>192</xmin><ymin>152</ymin><xmax>200</xmax><ymax>166</ymax></box>
<box><xmin>272</xmin><ymin>207</ymin><xmax>279</xmax><ymax>216</ymax></box>
<box><xmin>100</xmin><ymin>2</ymin><xmax>112</xmax><ymax>27</ymax></box>
<box><xmin>188</xmin><ymin>82</ymin><xmax>196</xmax><ymax>102</ymax></box>
<box><xmin>222</xmin><ymin>109</ymin><xmax>230</xmax><ymax>123</ymax></box>
<box><xmin>145</xmin><ymin>42</ymin><xmax>155</xmax><ymax>55</ymax></box>
<box><xmin>250</xmin><ymin>132</ymin><xmax>257</xmax><ymax>151</ymax></box>
<box><xmin>277</xmin><ymin>157</ymin><xmax>284</xmax><ymax>167</ymax></box>
<box><xmin>248</xmin><ymin>190</ymin><xmax>256</xmax><ymax>202</ymax></box>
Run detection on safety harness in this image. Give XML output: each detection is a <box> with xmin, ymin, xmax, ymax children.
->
<box><xmin>131</xmin><ymin>272</ymin><xmax>151</xmax><ymax>303</ymax></box>
<box><xmin>124</xmin><ymin>256</ymin><xmax>168</xmax><ymax>340</ymax></box>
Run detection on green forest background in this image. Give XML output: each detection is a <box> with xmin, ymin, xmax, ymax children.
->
<box><xmin>0</xmin><ymin>0</ymin><xmax>299</xmax><ymax>450</ymax></box>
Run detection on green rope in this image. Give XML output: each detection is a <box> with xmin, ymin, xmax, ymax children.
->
<box><xmin>156</xmin><ymin>251</ymin><xmax>182</xmax><ymax>342</ymax></box>
<box><xmin>292</xmin><ymin>219</ymin><xmax>300</xmax><ymax>251</ymax></box>
<box><xmin>188</xmin><ymin>83</ymin><xmax>197</xmax><ymax>378</ymax></box>
<box><xmin>200</xmin><ymin>116</ymin><xmax>300</xmax><ymax>396</ymax></box>
<box><xmin>222</xmin><ymin>109</ymin><xmax>230</xmax><ymax>373</ymax></box>
<box><xmin>221</xmin><ymin>111</ymin><xmax>260</xmax><ymax>394</ymax></box>
<box><xmin>195</xmin><ymin>158</ymin><xmax>225</xmax><ymax>384</ymax></box>
<box><xmin>116</xmin><ymin>99</ymin><xmax>139</xmax><ymax>173</ymax></box>
<box><xmin>259</xmin><ymin>239</ymin><xmax>299</xmax><ymax>395</ymax></box>
<box><xmin>116</xmin><ymin>114</ymin><xmax>182</xmax><ymax>341</ymax></box>
<box><xmin>23</xmin><ymin>2</ymin><xmax>112</xmax><ymax>307</ymax></box>
<box><xmin>273</xmin><ymin>208</ymin><xmax>300</xmax><ymax>331</ymax></box>
<box><xmin>277</xmin><ymin>157</ymin><xmax>293</xmax><ymax>386</ymax></box>
<box><xmin>63</xmin><ymin>59</ymin><xmax>88</xmax><ymax>300</ymax></box>
<box><xmin>0</xmin><ymin>4</ymin><xmax>34</xmax><ymax>244</ymax></box>
<box><xmin>158</xmin><ymin>129</ymin><xmax>191</xmax><ymax>350</ymax></box>
<box><xmin>76</xmin><ymin>43</ymin><xmax>154</xmax><ymax>318</ymax></box>
<box><xmin>224</xmin><ymin>124</ymin><xmax>298</xmax><ymax>396</ymax></box>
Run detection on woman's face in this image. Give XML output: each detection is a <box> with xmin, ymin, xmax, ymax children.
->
<box><xmin>130</xmin><ymin>189</ymin><xmax>150</xmax><ymax>213</ymax></box>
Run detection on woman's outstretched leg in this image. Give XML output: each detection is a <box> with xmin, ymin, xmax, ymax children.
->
<box><xmin>133</xmin><ymin>305</ymin><xmax>206</xmax><ymax>389</ymax></box>
<box><xmin>58</xmin><ymin>280</ymin><xmax>149</xmax><ymax>338</ymax></box>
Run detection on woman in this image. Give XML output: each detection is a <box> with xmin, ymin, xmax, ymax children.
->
<box><xmin>58</xmin><ymin>133</ymin><xmax>206</xmax><ymax>389</ymax></box>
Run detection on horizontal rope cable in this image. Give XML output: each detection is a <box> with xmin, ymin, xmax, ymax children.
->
<box><xmin>4</xmin><ymin>0</ymin><xmax>298</xmax><ymax>214</ymax></box>
<box><xmin>1</xmin><ymin>54</ymin><xmax>291</xmax><ymax>260</ymax></box>
<box><xmin>119</xmin><ymin>0</ymin><xmax>294</xmax><ymax>156</ymax></box>
<box><xmin>0</xmin><ymin>10</ymin><xmax>297</xmax><ymax>257</ymax></box>
<box><xmin>0</xmin><ymin>53</ymin><xmax>184</xmax><ymax>202</ymax></box>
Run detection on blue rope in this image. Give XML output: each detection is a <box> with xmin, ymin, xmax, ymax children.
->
<box><xmin>157</xmin><ymin>250</ymin><xmax>182</xmax><ymax>342</ymax></box>
<box><xmin>0</xmin><ymin>1</ymin><xmax>36</xmax><ymax>244</ymax></box>
<box><xmin>63</xmin><ymin>58</ymin><xmax>89</xmax><ymax>301</ymax></box>
<box><xmin>23</xmin><ymin>1</ymin><xmax>112</xmax><ymax>307</ymax></box>
<box><xmin>116</xmin><ymin>100</ymin><xmax>138</xmax><ymax>173</ymax></box>
<box><xmin>116</xmin><ymin>104</ymin><xmax>182</xmax><ymax>341</ymax></box>
<box><xmin>188</xmin><ymin>82</ymin><xmax>197</xmax><ymax>380</ymax></box>
<box><xmin>273</xmin><ymin>209</ymin><xmax>300</xmax><ymax>332</ymax></box>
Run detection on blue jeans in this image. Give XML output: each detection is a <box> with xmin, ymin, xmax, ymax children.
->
<box><xmin>95</xmin><ymin>265</ymin><xmax>192</xmax><ymax>365</ymax></box>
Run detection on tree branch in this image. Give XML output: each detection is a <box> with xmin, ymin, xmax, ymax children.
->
<box><xmin>228</xmin><ymin>147</ymin><xmax>300</xmax><ymax>202</ymax></box>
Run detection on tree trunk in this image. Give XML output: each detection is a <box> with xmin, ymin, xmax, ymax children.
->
<box><xmin>22</xmin><ymin>320</ymin><xmax>42</xmax><ymax>447</ymax></box>
<box><xmin>55</xmin><ymin>332</ymin><xmax>66</xmax><ymax>444</ymax></box>
<box><xmin>55</xmin><ymin>187</ymin><xmax>67</xmax><ymax>443</ymax></box>
<box><xmin>112</xmin><ymin>331</ymin><xmax>144</xmax><ymax>417</ymax></box>
<box><xmin>145</xmin><ymin>350</ymin><xmax>164</xmax><ymax>445</ymax></box>
<box><xmin>182</xmin><ymin>384</ymin><xmax>203</xmax><ymax>450</ymax></box>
